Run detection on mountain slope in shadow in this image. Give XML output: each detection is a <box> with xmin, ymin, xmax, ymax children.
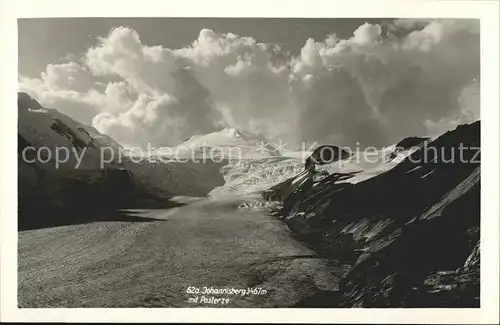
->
<box><xmin>265</xmin><ymin>121</ymin><xmax>480</xmax><ymax>307</ymax></box>
<box><xmin>17</xmin><ymin>92</ymin><xmax>225</xmax><ymax>230</ymax></box>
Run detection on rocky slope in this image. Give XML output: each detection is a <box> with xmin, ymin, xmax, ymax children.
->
<box><xmin>17</xmin><ymin>92</ymin><xmax>225</xmax><ymax>229</ymax></box>
<box><xmin>265</xmin><ymin>121</ymin><xmax>481</xmax><ymax>307</ymax></box>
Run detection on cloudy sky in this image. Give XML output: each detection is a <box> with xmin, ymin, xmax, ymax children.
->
<box><xmin>18</xmin><ymin>18</ymin><xmax>480</xmax><ymax>148</ymax></box>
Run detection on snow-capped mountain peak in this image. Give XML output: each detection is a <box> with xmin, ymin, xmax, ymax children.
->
<box><xmin>183</xmin><ymin>127</ymin><xmax>250</xmax><ymax>147</ymax></box>
<box><xmin>220</xmin><ymin>127</ymin><xmax>245</xmax><ymax>138</ymax></box>
<box><xmin>175</xmin><ymin>127</ymin><xmax>281</xmax><ymax>158</ymax></box>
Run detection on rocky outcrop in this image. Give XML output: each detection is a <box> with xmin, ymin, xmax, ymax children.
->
<box><xmin>394</xmin><ymin>136</ymin><xmax>429</xmax><ymax>149</ymax></box>
<box><xmin>265</xmin><ymin>121</ymin><xmax>480</xmax><ymax>307</ymax></box>
<box><xmin>305</xmin><ymin>145</ymin><xmax>352</xmax><ymax>170</ymax></box>
<box><xmin>388</xmin><ymin>136</ymin><xmax>429</xmax><ymax>160</ymax></box>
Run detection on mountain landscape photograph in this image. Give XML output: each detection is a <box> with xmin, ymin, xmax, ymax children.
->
<box><xmin>16</xmin><ymin>17</ymin><xmax>482</xmax><ymax>309</ymax></box>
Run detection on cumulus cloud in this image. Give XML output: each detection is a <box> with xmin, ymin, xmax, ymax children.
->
<box><xmin>18</xmin><ymin>62</ymin><xmax>103</xmax><ymax>124</ymax></box>
<box><xmin>424</xmin><ymin>78</ymin><xmax>480</xmax><ymax>136</ymax></box>
<box><xmin>81</xmin><ymin>27</ymin><xmax>221</xmax><ymax>146</ymax></box>
<box><xmin>18</xmin><ymin>19</ymin><xmax>480</xmax><ymax>148</ymax></box>
<box><xmin>290</xmin><ymin>18</ymin><xmax>480</xmax><ymax>146</ymax></box>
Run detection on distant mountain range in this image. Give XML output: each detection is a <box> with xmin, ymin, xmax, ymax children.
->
<box><xmin>17</xmin><ymin>92</ymin><xmax>481</xmax><ymax>307</ymax></box>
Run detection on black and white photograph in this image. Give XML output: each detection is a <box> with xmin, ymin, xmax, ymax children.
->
<box><xmin>1</xmin><ymin>0</ymin><xmax>499</xmax><ymax>323</ymax></box>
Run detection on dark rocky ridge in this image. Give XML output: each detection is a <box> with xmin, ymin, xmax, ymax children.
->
<box><xmin>265</xmin><ymin>121</ymin><xmax>480</xmax><ymax>307</ymax></box>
